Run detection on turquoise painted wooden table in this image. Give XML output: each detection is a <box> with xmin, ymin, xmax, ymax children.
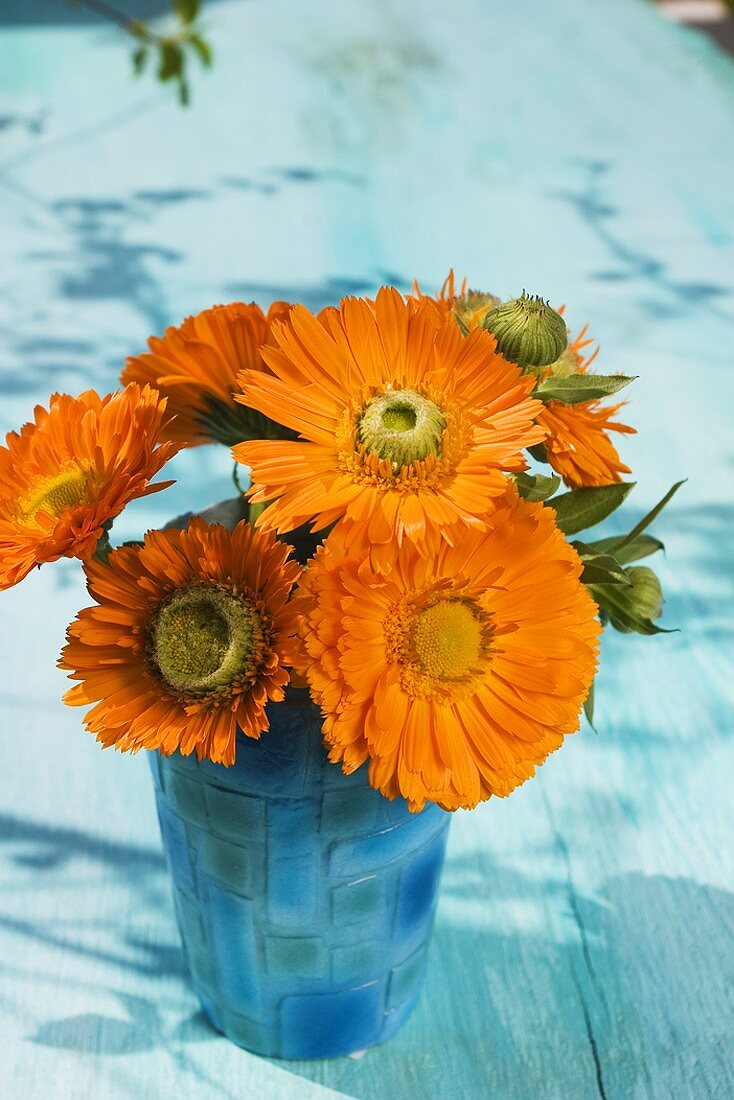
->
<box><xmin>1</xmin><ymin>1</ymin><xmax>733</xmax><ymax>1096</ymax></box>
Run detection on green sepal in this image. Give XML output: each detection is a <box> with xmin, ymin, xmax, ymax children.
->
<box><xmin>514</xmin><ymin>471</ymin><xmax>561</xmax><ymax>503</ymax></box>
<box><xmin>585</xmin><ymin>532</ymin><xmax>664</xmax><ymax>565</ymax></box>
<box><xmin>547</xmin><ymin>481</ymin><xmax>635</xmax><ymax>536</ymax></box>
<box><xmin>534</xmin><ymin>373</ymin><xmax>636</xmax><ymax>405</ymax></box>
<box><xmin>200</xmin><ymin>394</ymin><xmax>298</xmax><ymax>447</ymax></box>
<box><xmin>589</xmin><ymin>566</ymin><xmax>673</xmax><ymax>635</ymax></box>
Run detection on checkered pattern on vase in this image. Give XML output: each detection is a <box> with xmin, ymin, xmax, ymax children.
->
<box><xmin>149</xmin><ymin>689</ymin><xmax>450</xmax><ymax>1058</ymax></box>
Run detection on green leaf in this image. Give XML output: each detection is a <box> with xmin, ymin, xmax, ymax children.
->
<box><xmin>178</xmin><ymin>77</ymin><xmax>191</xmax><ymax>106</ymax></box>
<box><xmin>173</xmin><ymin>0</ymin><xmax>200</xmax><ymax>23</ymax></box>
<box><xmin>158</xmin><ymin>42</ymin><xmax>184</xmax><ymax>81</ymax></box>
<box><xmin>583</xmin><ymin>680</ymin><xmax>595</xmax><ymax>728</ymax></box>
<box><xmin>514</xmin><ymin>471</ymin><xmax>561</xmax><ymax>503</ymax></box>
<box><xmin>188</xmin><ymin>33</ymin><xmax>213</xmax><ymax>68</ymax></box>
<box><xmin>590</xmin><ymin>566</ymin><xmax>672</xmax><ymax>635</ymax></box>
<box><xmin>535</xmin><ymin>373</ymin><xmax>636</xmax><ymax>405</ymax></box>
<box><xmin>547</xmin><ymin>481</ymin><xmax>635</xmax><ymax>536</ymax></box>
<box><xmin>528</xmin><ymin>442</ymin><xmax>549</xmax><ymax>464</ymax></box>
<box><xmin>614</xmin><ymin>480</ymin><xmax>685</xmax><ymax>552</ymax></box>
<box><xmin>132</xmin><ymin>45</ymin><xmax>148</xmax><ymax>75</ymax></box>
<box><xmin>585</xmin><ymin>532</ymin><xmax>664</xmax><ymax>564</ymax></box>
<box><xmin>575</xmin><ymin>546</ymin><xmax>631</xmax><ymax>586</ymax></box>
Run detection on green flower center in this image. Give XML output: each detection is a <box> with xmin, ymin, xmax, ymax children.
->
<box><xmin>358</xmin><ymin>388</ymin><xmax>446</xmax><ymax>468</ymax></box>
<box><xmin>151</xmin><ymin>585</ymin><xmax>262</xmax><ymax>694</ymax></box>
<box><xmin>381</xmin><ymin>403</ymin><xmax>416</xmax><ymax>432</ymax></box>
<box><xmin>411</xmin><ymin>599</ymin><xmax>485</xmax><ymax>681</ymax></box>
<box><xmin>19</xmin><ymin>466</ymin><xmax>91</xmax><ymax>523</ymax></box>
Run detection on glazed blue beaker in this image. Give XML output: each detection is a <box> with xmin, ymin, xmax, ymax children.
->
<box><xmin>149</xmin><ymin>688</ymin><xmax>450</xmax><ymax>1059</ymax></box>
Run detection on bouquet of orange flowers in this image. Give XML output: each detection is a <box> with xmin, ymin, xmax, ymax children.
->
<box><xmin>1</xmin><ymin>274</ymin><xmax>680</xmax><ymax>813</ymax></box>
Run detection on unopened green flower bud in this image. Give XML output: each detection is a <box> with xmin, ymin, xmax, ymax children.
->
<box><xmin>483</xmin><ymin>292</ymin><xmax>568</xmax><ymax>369</ymax></box>
<box><xmin>624</xmin><ymin>567</ymin><xmax>664</xmax><ymax>624</ymax></box>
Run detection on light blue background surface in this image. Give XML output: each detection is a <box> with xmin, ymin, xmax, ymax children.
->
<box><xmin>0</xmin><ymin>1</ymin><xmax>733</xmax><ymax>1097</ymax></box>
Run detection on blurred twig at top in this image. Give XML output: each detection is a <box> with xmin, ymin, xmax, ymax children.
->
<box><xmin>67</xmin><ymin>0</ymin><xmax>213</xmax><ymax>105</ymax></box>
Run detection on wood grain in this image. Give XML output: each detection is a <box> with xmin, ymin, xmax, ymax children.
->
<box><xmin>1</xmin><ymin>0</ymin><xmax>733</xmax><ymax>1096</ymax></box>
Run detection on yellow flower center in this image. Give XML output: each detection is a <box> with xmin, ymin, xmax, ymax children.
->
<box><xmin>151</xmin><ymin>585</ymin><xmax>265</xmax><ymax>695</ymax></box>
<box><xmin>410</xmin><ymin>598</ymin><xmax>484</xmax><ymax>681</ymax></box>
<box><xmin>19</xmin><ymin>466</ymin><xmax>91</xmax><ymax>524</ymax></box>
<box><xmin>358</xmin><ymin>388</ymin><xmax>446</xmax><ymax>468</ymax></box>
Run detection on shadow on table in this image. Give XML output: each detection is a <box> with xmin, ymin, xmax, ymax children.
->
<box><xmin>670</xmin><ymin>500</ymin><xmax>734</xmax><ymax>597</ymax></box>
<box><xmin>31</xmin><ymin>997</ymin><xmax>212</xmax><ymax>1057</ymax></box>
<box><xmin>271</xmin><ymin>871</ymin><xmax>734</xmax><ymax>1100</ymax></box>
<box><xmin>552</xmin><ymin>160</ymin><xmax>734</xmax><ymax>319</ymax></box>
<box><xmin>0</xmin><ymin>810</ymin><xmax>237</xmax><ymax>1098</ymax></box>
<box><xmin>0</xmin><ymin>812</ymin><xmax>185</xmax><ymax>976</ymax></box>
<box><xmin>1</xmin><ymin>809</ymin><xmax>730</xmax><ymax>1097</ymax></box>
<box><xmin>0</xmin><ymin>175</ymin><xmax>396</xmax><ymax>401</ymax></box>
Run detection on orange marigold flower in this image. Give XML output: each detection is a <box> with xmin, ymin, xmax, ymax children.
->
<box><xmin>122</xmin><ymin>301</ymin><xmax>297</xmax><ymax>447</ymax></box>
<box><xmin>536</xmin><ymin>321</ymin><xmax>635</xmax><ymax>488</ymax></box>
<box><xmin>411</xmin><ymin>269</ymin><xmax>467</xmax><ymax>313</ymax></box>
<box><xmin>60</xmin><ymin>520</ymin><xmax>301</xmax><ymax>765</ymax></box>
<box><xmin>293</xmin><ymin>489</ymin><xmax>601</xmax><ymax>812</ymax></box>
<box><xmin>233</xmin><ymin>287</ymin><xmax>544</xmax><ymax>568</ymax></box>
<box><xmin>538</xmin><ymin>400</ymin><xmax>634</xmax><ymax>488</ymax></box>
<box><xmin>411</xmin><ymin>269</ymin><xmax>501</xmax><ymax>330</ymax></box>
<box><xmin>0</xmin><ymin>385</ymin><xmax>178</xmax><ymax>591</ymax></box>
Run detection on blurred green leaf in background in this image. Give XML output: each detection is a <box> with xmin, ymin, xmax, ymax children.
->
<box><xmin>66</xmin><ymin>0</ymin><xmax>213</xmax><ymax>105</ymax></box>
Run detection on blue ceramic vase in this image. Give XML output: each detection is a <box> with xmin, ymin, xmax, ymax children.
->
<box><xmin>149</xmin><ymin>688</ymin><xmax>450</xmax><ymax>1059</ymax></box>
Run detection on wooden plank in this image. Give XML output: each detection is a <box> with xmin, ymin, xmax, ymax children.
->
<box><xmin>1</xmin><ymin>0</ymin><xmax>733</xmax><ymax>1096</ymax></box>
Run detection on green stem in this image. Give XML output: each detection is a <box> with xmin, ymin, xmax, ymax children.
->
<box><xmin>66</xmin><ymin>0</ymin><xmax>161</xmax><ymax>43</ymax></box>
<box><xmin>248</xmin><ymin>500</ymin><xmax>267</xmax><ymax>526</ymax></box>
<box><xmin>92</xmin><ymin>529</ymin><xmax>113</xmax><ymax>563</ymax></box>
<box><xmin>232</xmin><ymin>461</ymin><xmax>245</xmax><ymax>496</ymax></box>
